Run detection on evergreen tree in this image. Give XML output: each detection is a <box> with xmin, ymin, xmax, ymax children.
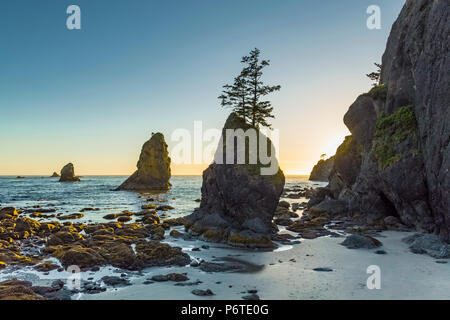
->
<box><xmin>218</xmin><ymin>70</ymin><xmax>250</xmax><ymax>121</ymax></box>
<box><xmin>241</xmin><ymin>48</ymin><xmax>281</xmax><ymax>128</ymax></box>
<box><xmin>218</xmin><ymin>48</ymin><xmax>280</xmax><ymax>128</ymax></box>
<box><xmin>366</xmin><ymin>62</ymin><xmax>382</xmax><ymax>86</ymax></box>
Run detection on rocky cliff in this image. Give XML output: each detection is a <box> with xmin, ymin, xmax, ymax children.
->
<box><xmin>116</xmin><ymin>133</ymin><xmax>171</xmax><ymax>192</ymax></box>
<box><xmin>309</xmin><ymin>156</ymin><xmax>335</xmax><ymax>181</ymax></box>
<box><xmin>59</xmin><ymin>163</ymin><xmax>80</xmax><ymax>182</ymax></box>
<box><xmin>184</xmin><ymin>113</ymin><xmax>285</xmax><ymax>248</ymax></box>
<box><xmin>312</xmin><ymin>0</ymin><xmax>450</xmax><ymax>241</ymax></box>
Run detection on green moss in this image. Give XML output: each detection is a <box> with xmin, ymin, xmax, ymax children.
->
<box><xmin>202</xmin><ymin>229</ymin><xmax>226</xmax><ymax>242</ymax></box>
<box><xmin>372</xmin><ymin>105</ymin><xmax>416</xmax><ymax>169</ymax></box>
<box><xmin>364</xmin><ymin>83</ymin><xmax>388</xmax><ymax>101</ymax></box>
<box><xmin>227</xmin><ymin>234</ymin><xmax>274</xmax><ymax>248</ymax></box>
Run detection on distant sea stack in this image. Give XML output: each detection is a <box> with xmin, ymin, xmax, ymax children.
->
<box><xmin>310</xmin><ymin>1</ymin><xmax>450</xmax><ymax>242</ymax></box>
<box><xmin>50</xmin><ymin>172</ymin><xmax>60</xmax><ymax>178</ymax></box>
<box><xmin>184</xmin><ymin>113</ymin><xmax>285</xmax><ymax>248</ymax></box>
<box><xmin>59</xmin><ymin>163</ymin><xmax>80</xmax><ymax>182</ymax></box>
<box><xmin>116</xmin><ymin>133</ymin><xmax>171</xmax><ymax>192</ymax></box>
<box><xmin>309</xmin><ymin>156</ymin><xmax>334</xmax><ymax>182</ymax></box>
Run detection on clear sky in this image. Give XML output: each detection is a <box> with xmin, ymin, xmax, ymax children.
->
<box><xmin>0</xmin><ymin>0</ymin><xmax>405</xmax><ymax>176</ymax></box>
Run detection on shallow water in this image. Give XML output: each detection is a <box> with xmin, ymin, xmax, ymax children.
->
<box><xmin>0</xmin><ymin>175</ymin><xmax>325</xmax><ymax>224</ymax></box>
<box><xmin>0</xmin><ymin>175</ymin><xmax>345</xmax><ymax>299</ymax></box>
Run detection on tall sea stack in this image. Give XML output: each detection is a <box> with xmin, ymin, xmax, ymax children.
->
<box><xmin>310</xmin><ymin>0</ymin><xmax>450</xmax><ymax>241</ymax></box>
<box><xmin>59</xmin><ymin>163</ymin><xmax>80</xmax><ymax>182</ymax></box>
<box><xmin>184</xmin><ymin>113</ymin><xmax>285</xmax><ymax>248</ymax></box>
<box><xmin>116</xmin><ymin>133</ymin><xmax>171</xmax><ymax>192</ymax></box>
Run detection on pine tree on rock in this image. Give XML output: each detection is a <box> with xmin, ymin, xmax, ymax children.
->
<box><xmin>218</xmin><ymin>48</ymin><xmax>280</xmax><ymax>128</ymax></box>
<box><xmin>241</xmin><ymin>48</ymin><xmax>281</xmax><ymax>128</ymax></box>
<box><xmin>219</xmin><ymin>70</ymin><xmax>250</xmax><ymax>121</ymax></box>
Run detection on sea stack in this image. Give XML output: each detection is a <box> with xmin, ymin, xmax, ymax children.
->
<box><xmin>309</xmin><ymin>156</ymin><xmax>334</xmax><ymax>182</ymax></box>
<box><xmin>59</xmin><ymin>163</ymin><xmax>80</xmax><ymax>182</ymax></box>
<box><xmin>50</xmin><ymin>172</ymin><xmax>60</xmax><ymax>178</ymax></box>
<box><xmin>116</xmin><ymin>133</ymin><xmax>171</xmax><ymax>192</ymax></box>
<box><xmin>309</xmin><ymin>0</ymin><xmax>450</xmax><ymax>242</ymax></box>
<box><xmin>184</xmin><ymin>113</ymin><xmax>285</xmax><ymax>248</ymax></box>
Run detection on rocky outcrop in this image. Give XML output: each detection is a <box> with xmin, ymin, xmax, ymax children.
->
<box><xmin>0</xmin><ymin>279</ymin><xmax>46</xmax><ymax>300</ymax></box>
<box><xmin>184</xmin><ymin>113</ymin><xmax>285</xmax><ymax>248</ymax></box>
<box><xmin>59</xmin><ymin>163</ymin><xmax>80</xmax><ymax>182</ymax></box>
<box><xmin>116</xmin><ymin>133</ymin><xmax>171</xmax><ymax>192</ymax></box>
<box><xmin>50</xmin><ymin>172</ymin><xmax>60</xmax><ymax>178</ymax></box>
<box><xmin>310</xmin><ymin>1</ymin><xmax>450</xmax><ymax>241</ymax></box>
<box><xmin>0</xmin><ymin>205</ymin><xmax>190</xmax><ymax>275</ymax></box>
<box><xmin>309</xmin><ymin>156</ymin><xmax>334</xmax><ymax>181</ymax></box>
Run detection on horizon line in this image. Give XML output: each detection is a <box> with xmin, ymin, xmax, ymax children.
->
<box><xmin>0</xmin><ymin>174</ymin><xmax>311</xmax><ymax>177</ymax></box>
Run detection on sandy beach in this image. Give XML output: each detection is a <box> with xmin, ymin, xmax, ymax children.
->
<box><xmin>74</xmin><ymin>230</ymin><xmax>449</xmax><ymax>300</ymax></box>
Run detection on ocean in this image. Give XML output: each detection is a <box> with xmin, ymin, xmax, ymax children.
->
<box><xmin>0</xmin><ymin>175</ymin><xmax>325</xmax><ymax>224</ymax></box>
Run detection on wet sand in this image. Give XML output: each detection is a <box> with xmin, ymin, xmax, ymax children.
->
<box><xmin>78</xmin><ymin>230</ymin><xmax>450</xmax><ymax>300</ymax></box>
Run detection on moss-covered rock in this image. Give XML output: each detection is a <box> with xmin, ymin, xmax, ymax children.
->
<box><xmin>0</xmin><ymin>279</ymin><xmax>45</xmax><ymax>300</ymax></box>
<box><xmin>34</xmin><ymin>261</ymin><xmax>59</xmax><ymax>272</ymax></box>
<box><xmin>372</xmin><ymin>105</ymin><xmax>416</xmax><ymax>169</ymax></box>
<box><xmin>135</xmin><ymin>240</ymin><xmax>190</xmax><ymax>267</ymax></box>
<box><xmin>363</xmin><ymin>83</ymin><xmax>388</xmax><ymax>101</ymax></box>
<box><xmin>47</xmin><ymin>231</ymin><xmax>84</xmax><ymax>246</ymax></box>
<box><xmin>53</xmin><ymin>245</ymin><xmax>106</xmax><ymax>269</ymax></box>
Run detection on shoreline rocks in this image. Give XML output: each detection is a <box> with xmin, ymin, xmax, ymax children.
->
<box><xmin>0</xmin><ymin>205</ymin><xmax>191</xmax><ymax>297</ymax></box>
<box><xmin>116</xmin><ymin>133</ymin><xmax>171</xmax><ymax>192</ymax></box>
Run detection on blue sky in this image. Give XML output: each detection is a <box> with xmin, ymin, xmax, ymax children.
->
<box><xmin>0</xmin><ymin>0</ymin><xmax>405</xmax><ymax>175</ymax></box>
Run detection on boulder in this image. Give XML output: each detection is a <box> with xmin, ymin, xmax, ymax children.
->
<box><xmin>134</xmin><ymin>240</ymin><xmax>190</xmax><ymax>268</ymax></box>
<box><xmin>184</xmin><ymin>113</ymin><xmax>285</xmax><ymax>248</ymax></box>
<box><xmin>308</xmin><ymin>199</ymin><xmax>348</xmax><ymax>216</ymax></box>
<box><xmin>54</xmin><ymin>245</ymin><xmax>106</xmax><ymax>269</ymax></box>
<box><xmin>116</xmin><ymin>133</ymin><xmax>171</xmax><ymax>192</ymax></box>
<box><xmin>150</xmin><ymin>273</ymin><xmax>189</xmax><ymax>282</ymax></box>
<box><xmin>59</xmin><ymin>163</ymin><xmax>80</xmax><ymax>182</ymax></box>
<box><xmin>191</xmin><ymin>289</ymin><xmax>214</xmax><ymax>296</ymax></box>
<box><xmin>0</xmin><ymin>279</ymin><xmax>45</xmax><ymax>300</ymax></box>
<box><xmin>47</xmin><ymin>231</ymin><xmax>84</xmax><ymax>246</ymax></box>
<box><xmin>34</xmin><ymin>261</ymin><xmax>59</xmax><ymax>272</ymax></box>
<box><xmin>340</xmin><ymin>234</ymin><xmax>382</xmax><ymax>249</ymax></box>
<box><xmin>101</xmin><ymin>276</ymin><xmax>131</xmax><ymax>287</ymax></box>
<box><xmin>402</xmin><ymin>234</ymin><xmax>450</xmax><ymax>259</ymax></box>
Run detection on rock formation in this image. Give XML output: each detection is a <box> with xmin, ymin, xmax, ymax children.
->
<box><xmin>310</xmin><ymin>0</ymin><xmax>450</xmax><ymax>241</ymax></box>
<box><xmin>50</xmin><ymin>172</ymin><xmax>60</xmax><ymax>178</ymax></box>
<box><xmin>184</xmin><ymin>113</ymin><xmax>285</xmax><ymax>248</ymax></box>
<box><xmin>59</xmin><ymin>163</ymin><xmax>80</xmax><ymax>182</ymax></box>
<box><xmin>309</xmin><ymin>156</ymin><xmax>334</xmax><ymax>181</ymax></box>
<box><xmin>116</xmin><ymin>133</ymin><xmax>171</xmax><ymax>192</ymax></box>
